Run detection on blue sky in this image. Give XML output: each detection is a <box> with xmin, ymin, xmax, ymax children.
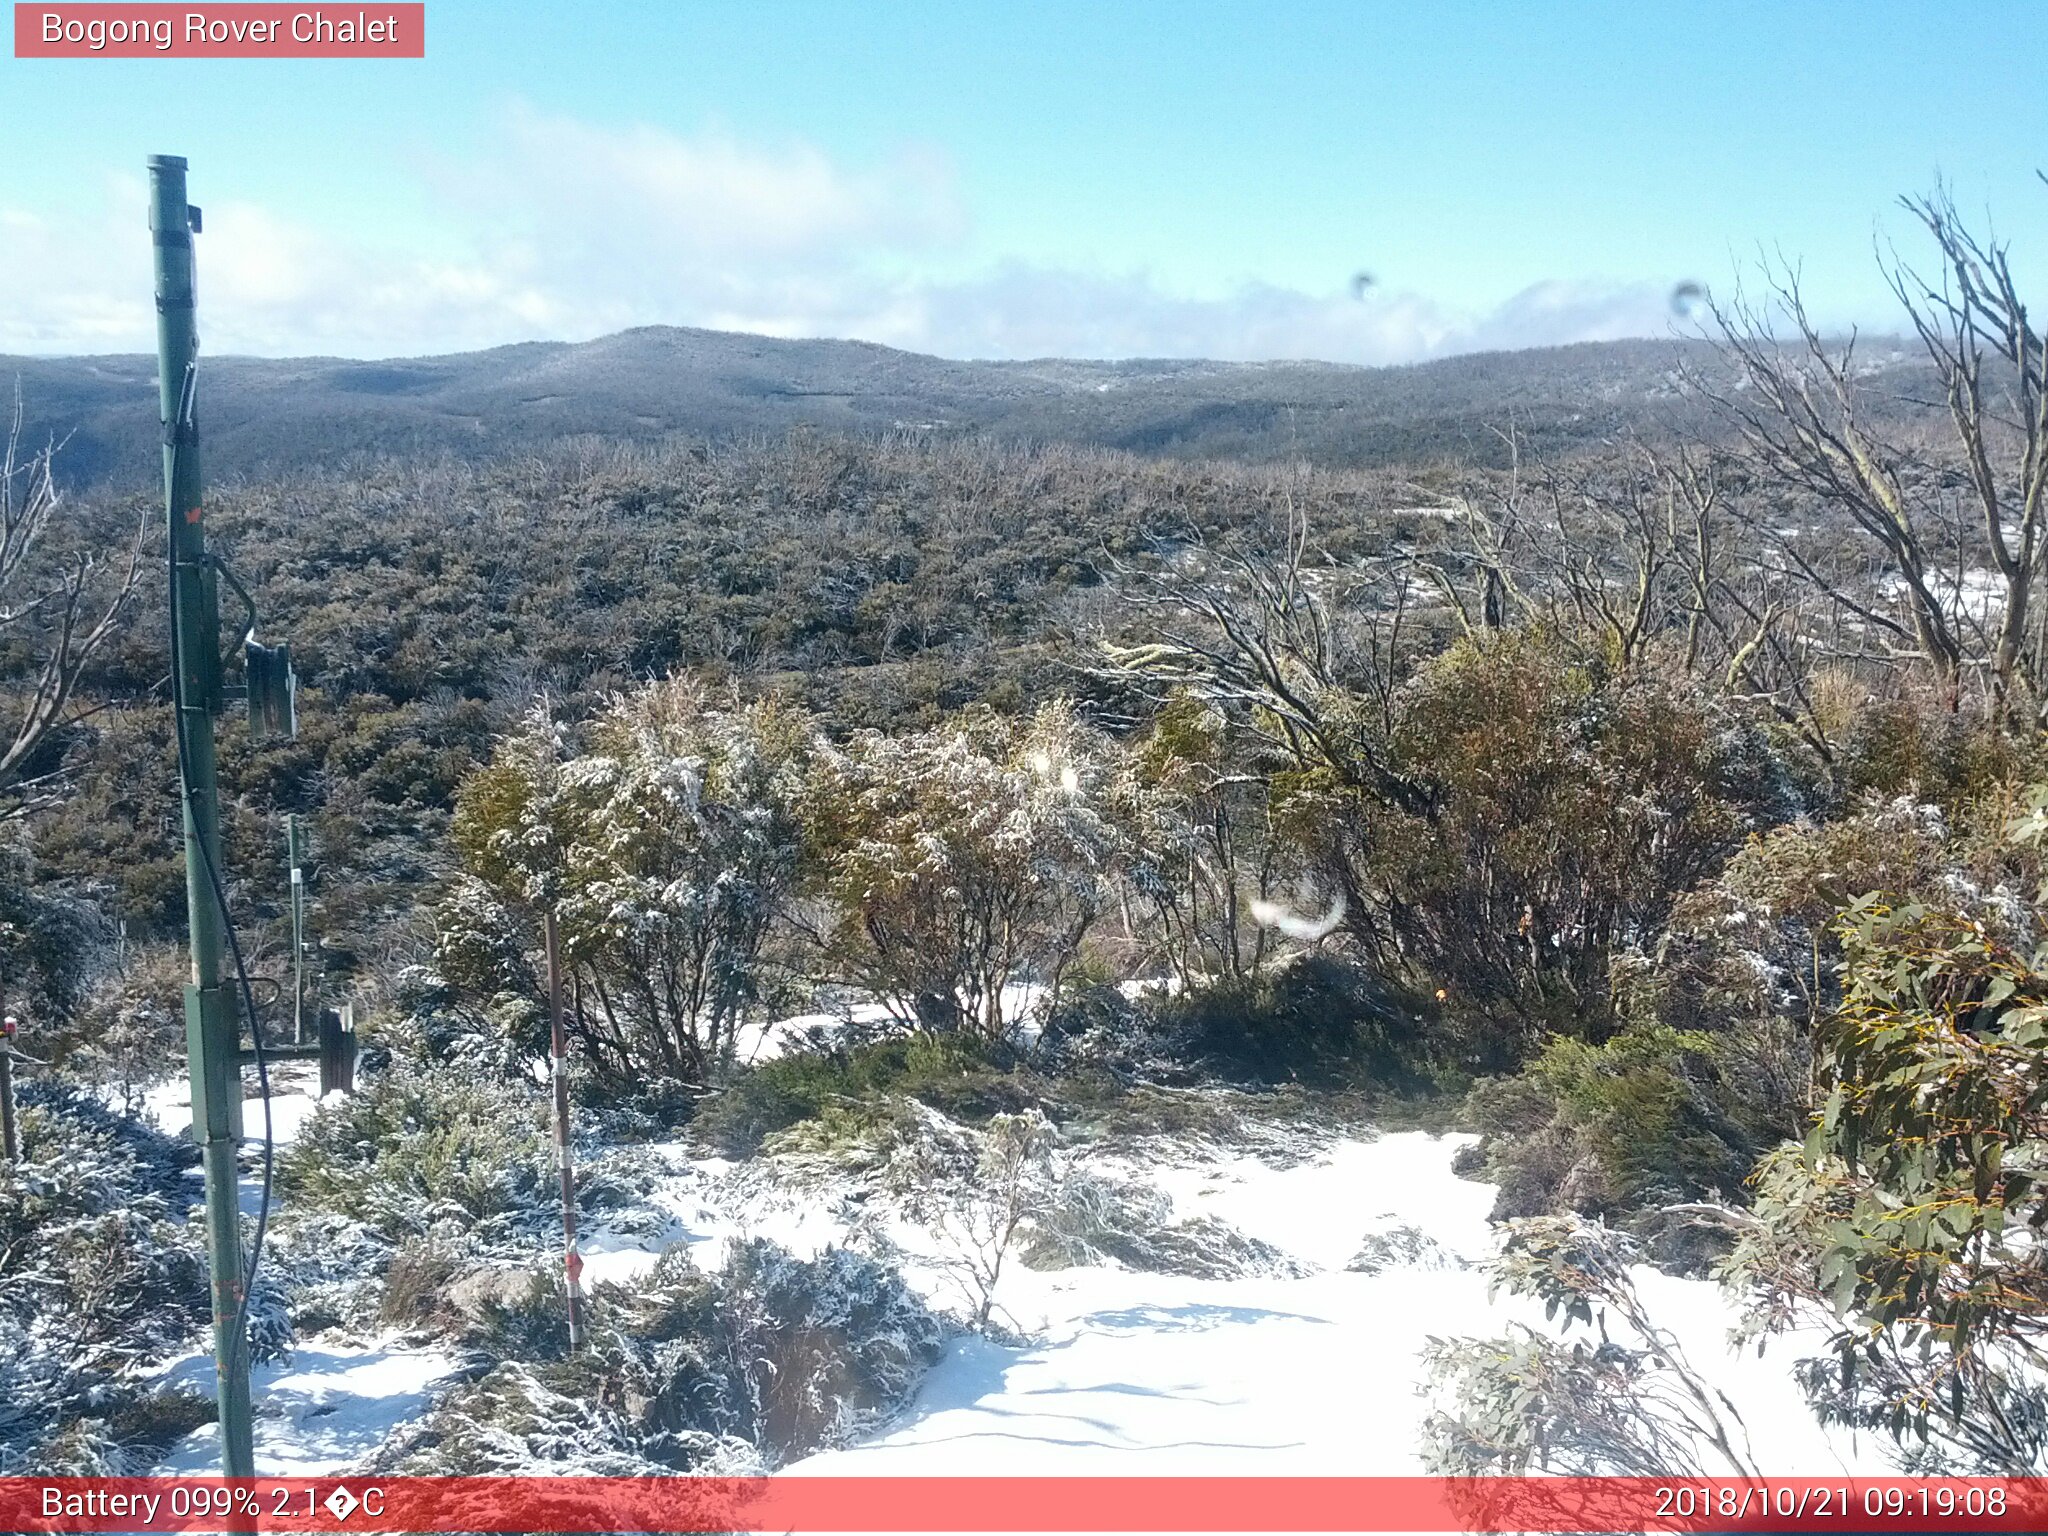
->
<box><xmin>5</xmin><ymin>0</ymin><xmax>2045</xmax><ymax>361</ymax></box>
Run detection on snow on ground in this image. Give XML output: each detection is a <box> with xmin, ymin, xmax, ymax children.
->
<box><xmin>145</xmin><ymin>1061</ymin><xmax>326</xmax><ymax>1148</ymax></box>
<box><xmin>150</xmin><ymin>1064</ymin><xmax>1893</xmax><ymax>1479</ymax></box>
<box><xmin>150</xmin><ymin>1068</ymin><xmax>463</xmax><ymax>1476</ymax></box>
<box><xmin>780</xmin><ymin>1129</ymin><xmax>1886</xmax><ymax>1478</ymax></box>
<box><xmin>580</xmin><ymin>1120</ymin><xmax>1890</xmax><ymax>1478</ymax></box>
<box><xmin>158</xmin><ymin>1344</ymin><xmax>460</xmax><ymax>1476</ymax></box>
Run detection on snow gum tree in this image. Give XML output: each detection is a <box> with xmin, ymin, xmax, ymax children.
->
<box><xmin>1717</xmin><ymin>784</ymin><xmax>2048</xmax><ymax>1469</ymax></box>
<box><xmin>1110</xmin><ymin>692</ymin><xmax>1288</xmax><ymax>986</ymax></box>
<box><xmin>451</xmin><ymin>682</ymin><xmax>813</xmax><ymax>1089</ymax></box>
<box><xmin>806</xmin><ymin>700</ymin><xmax>1119</xmax><ymax>1039</ymax></box>
<box><xmin>1422</xmin><ymin>1217</ymin><xmax>1760</xmax><ymax>1488</ymax></box>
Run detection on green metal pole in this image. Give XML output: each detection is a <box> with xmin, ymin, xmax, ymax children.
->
<box><xmin>151</xmin><ymin>153</ymin><xmax>256</xmax><ymax>1479</ymax></box>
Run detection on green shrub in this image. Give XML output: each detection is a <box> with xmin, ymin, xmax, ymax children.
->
<box><xmin>1835</xmin><ymin>695</ymin><xmax>2045</xmax><ymax>821</ymax></box>
<box><xmin>692</xmin><ymin>1033</ymin><xmax>1039</xmax><ymax>1157</ymax></box>
<box><xmin>1022</xmin><ymin>1169</ymin><xmax>1304</xmax><ymax>1279</ymax></box>
<box><xmin>279</xmin><ymin>1064</ymin><xmax>558</xmax><ymax>1242</ymax></box>
<box><xmin>1464</xmin><ymin>1021</ymin><xmax>1757</xmax><ymax>1253</ymax></box>
<box><xmin>1152</xmin><ymin>951</ymin><xmax>1437</xmax><ymax>1089</ymax></box>
<box><xmin>1341</xmin><ymin>632</ymin><xmax>1794</xmax><ymax>1052</ymax></box>
<box><xmin>1722</xmin><ymin>829</ymin><xmax>2048</xmax><ymax>1469</ymax></box>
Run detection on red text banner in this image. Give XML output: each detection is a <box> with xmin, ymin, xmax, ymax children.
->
<box><xmin>14</xmin><ymin>5</ymin><xmax>424</xmax><ymax>57</ymax></box>
<box><xmin>6</xmin><ymin>1476</ymin><xmax>2048</xmax><ymax>1533</ymax></box>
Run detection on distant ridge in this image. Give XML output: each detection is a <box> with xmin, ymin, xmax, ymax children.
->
<box><xmin>3</xmin><ymin>326</ymin><xmax>1932</xmax><ymax>489</ymax></box>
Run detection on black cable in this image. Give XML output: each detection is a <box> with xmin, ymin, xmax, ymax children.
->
<box><xmin>198</xmin><ymin>818</ymin><xmax>276</xmax><ymax>1357</ymax></box>
<box><xmin>165</xmin><ymin>361</ymin><xmax>275</xmax><ymax>1364</ymax></box>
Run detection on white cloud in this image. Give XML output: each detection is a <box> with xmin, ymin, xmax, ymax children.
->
<box><xmin>487</xmin><ymin>105</ymin><xmax>965</xmax><ymax>260</ymax></box>
<box><xmin>1</xmin><ymin>113</ymin><xmax>1679</xmax><ymax>364</ymax></box>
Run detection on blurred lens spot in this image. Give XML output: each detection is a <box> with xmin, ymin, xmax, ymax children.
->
<box><xmin>1350</xmin><ymin>271</ymin><xmax>1376</xmax><ymax>300</ymax></box>
<box><xmin>1670</xmin><ymin>280</ymin><xmax>1705</xmax><ymax>316</ymax></box>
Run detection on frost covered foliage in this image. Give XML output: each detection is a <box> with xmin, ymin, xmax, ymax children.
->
<box><xmin>1422</xmin><ymin>1217</ymin><xmax>1759</xmax><ymax>1479</ymax></box>
<box><xmin>808</xmin><ymin>701</ymin><xmax>1119</xmax><ymax>1039</ymax></box>
<box><xmin>371</xmin><ymin>1355</ymin><xmax>745</xmax><ymax>1477</ymax></box>
<box><xmin>33</xmin><ymin>941</ymin><xmax>186</xmax><ymax>1113</ymax></box>
<box><xmin>908</xmin><ymin>1108</ymin><xmax>1061</xmax><ymax>1329</ymax></box>
<box><xmin>693</xmin><ymin>1031</ymin><xmax>1041</xmax><ymax>1158</ymax></box>
<box><xmin>375</xmin><ymin>1240</ymin><xmax>945</xmax><ymax>1473</ymax></box>
<box><xmin>711</xmin><ymin>1238</ymin><xmax>948</xmax><ymax>1453</ymax></box>
<box><xmin>361</xmin><ymin>962</ymin><xmax>544</xmax><ymax>1081</ymax></box>
<box><xmin>451</xmin><ymin>682</ymin><xmax>812</xmax><ymax>1089</ymax></box>
<box><xmin>278</xmin><ymin>1062</ymin><xmax>566</xmax><ymax>1244</ymax></box>
<box><xmin>1025</xmin><ymin>1167</ymin><xmax>1307</xmax><ymax>1280</ymax></box>
<box><xmin>0</xmin><ymin>1084</ymin><xmax>212</xmax><ymax>1473</ymax></box>
<box><xmin>0</xmin><ymin>839</ymin><xmax>103</xmax><ymax>1028</ymax></box>
<box><xmin>267</xmin><ymin>1217</ymin><xmax>392</xmax><ymax>1339</ymax></box>
<box><xmin>1346</xmin><ymin>1221</ymin><xmax>1465</xmax><ymax>1275</ymax></box>
<box><xmin>1111</xmin><ymin>693</ymin><xmax>1293</xmax><ymax>987</ymax></box>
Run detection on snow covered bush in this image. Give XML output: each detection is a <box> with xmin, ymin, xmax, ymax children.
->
<box><xmin>371</xmin><ymin>1355</ymin><xmax>748</xmax><ymax>1477</ymax></box>
<box><xmin>400</xmin><ymin>933</ymin><xmax>548</xmax><ymax>1077</ymax></box>
<box><xmin>269</xmin><ymin>1216</ymin><xmax>392</xmax><ymax>1337</ymax></box>
<box><xmin>713</xmin><ymin>1237</ymin><xmax>949</xmax><ymax>1453</ymax></box>
<box><xmin>1629</xmin><ymin>792</ymin><xmax>1959</xmax><ymax>1079</ymax></box>
<box><xmin>1025</xmin><ymin>1166</ymin><xmax>1306</xmax><ymax>1279</ymax></box>
<box><xmin>806</xmin><ymin>700</ymin><xmax>1118</xmax><ymax>1039</ymax></box>
<box><xmin>33</xmin><ymin>940</ymin><xmax>185</xmax><ymax>1113</ymax></box>
<box><xmin>1346</xmin><ymin>1221</ymin><xmax>1465</xmax><ymax>1275</ymax></box>
<box><xmin>0</xmin><ymin>1084</ymin><xmax>212</xmax><ymax>1473</ymax></box>
<box><xmin>279</xmin><ymin>1062</ymin><xmax>563</xmax><ymax>1244</ymax></box>
<box><xmin>375</xmin><ymin>1238</ymin><xmax>945</xmax><ymax>1472</ymax></box>
<box><xmin>0</xmin><ymin>839</ymin><xmax>104</xmax><ymax>1029</ymax></box>
<box><xmin>451</xmin><ymin>683</ymin><xmax>814</xmax><ymax>1091</ymax></box>
<box><xmin>905</xmin><ymin>1108</ymin><xmax>1061</xmax><ymax>1328</ymax></box>
<box><xmin>692</xmin><ymin>1031</ymin><xmax>1039</xmax><ymax>1158</ymax></box>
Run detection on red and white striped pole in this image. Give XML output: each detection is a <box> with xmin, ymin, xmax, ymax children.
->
<box><xmin>543</xmin><ymin>910</ymin><xmax>585</xmax><ymax>1351</ymax></box>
